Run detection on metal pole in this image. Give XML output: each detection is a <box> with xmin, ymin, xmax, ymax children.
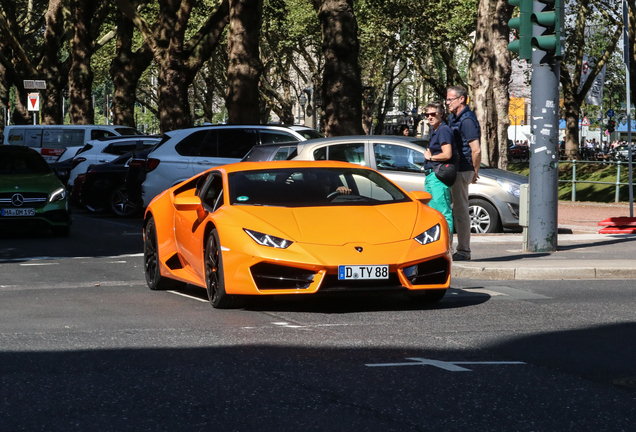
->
<box><xmin>624</xmin><ymin>0</ymin><xmax>634</xmax><ymax>216</ymax></box>
<box><xmin>527</xmin><ymin>1</ymin><xmax>560</xmax><ymax>253</ymax></box>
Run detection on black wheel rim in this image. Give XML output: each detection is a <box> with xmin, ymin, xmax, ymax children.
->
<box><xmin>112</xmin><ymin>187</ymin><xmax>138</xmax><ymax>216</ymax></box>
<box><xmin>144</xmin><ymin>222</ymin><xmax>159</xmax><ymax>284</ymax></box>
<box><xmin>206</xmin><ymin>234</ymin><xmax>220</xmax><ymax>302</ymax></box>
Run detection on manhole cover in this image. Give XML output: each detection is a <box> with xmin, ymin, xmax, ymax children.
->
<box><xmin>613</xmin><ymin>376</ymin><xmax>636</xmax><ymax>388</ymax></box>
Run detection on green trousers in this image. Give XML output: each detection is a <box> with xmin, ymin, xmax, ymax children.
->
<box><xmin>424</xmin><ymin>172</ymin><xmax>454</xmax><ymax>234</ymax></box>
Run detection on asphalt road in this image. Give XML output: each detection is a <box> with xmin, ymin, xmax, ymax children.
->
<box><xmin>1</xmin><ymin>210</ymin><xmax>635</xmax><ymax>431</ymax></box>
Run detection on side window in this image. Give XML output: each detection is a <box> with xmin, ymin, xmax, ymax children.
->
<box><xmin>313</xmin><ymin>147</ymin><xmax>327</xmax><ymax>160</ymax></box>
<box><xmin>202</xmin><ymin>175</ymin><xmax>224</xmax><ymax>211</ymax></box>
<box><xmin>260</xmin><ymin>131</ymin><xmax>299</xmax><ymax>144</ymax></box>
<box><xmin>42</xmin><ymin>129</ymin><xmax>65</xmax><ymax>149</ymax></box>
<box><xmin>7</xmin><ymin>129</ymin><xmax>26</xmax><ymax>145</ymax></box>
<box><xmin>176</xmin><ymin>130</ymin><xmax>212</xmax><ymax>156</ymax></box>
<box><xmin>92</xmin><ymin>130</ymin><xmax>117</xmax><ymax>140</ymax></box>
<box><xmin>373</xmin><ymin>143</ymin><xmax>425</xmax><ymax>173</ymax></box>
<box><xmin>327</xmin><ymin>143</ymin><xmax>365</xmax><ymax>165</ymax></box>
<box><xmin>62</xmin><ymin>129</ymin><xmax>86</xmax><ymax>147</ymax></box>
<box><xmin>104</xmin><ymin>141</ymin><xmax>141</xmax><ymax>155</ymax></box>
<box><xmin>273</xmin><ymin>146</ymin><xmax>296</xmax><ymax>160</ymax></box>
<box><xmin>217</xmin><ymin>129</ymin><xmax>258</xmax><ymax>158</ymax></box>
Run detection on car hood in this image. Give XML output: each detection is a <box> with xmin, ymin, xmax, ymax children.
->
<box><xmin>233</xmin><ymin>202</ymin><xmax>419</xmax><ymax>246</ymax></box>
<box><xmin>0</xmin><ymin>172</ymin><xmax>64</xmax><ymax>194</ymax></box>
<box><xmin>479</xmin><ymin>166</ymin><xmax>528</xmax><ymax>184</ymax></box>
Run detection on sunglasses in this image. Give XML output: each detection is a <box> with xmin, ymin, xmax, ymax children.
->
<box><xmin>424</xmin><ymin>112</ymin><xmax>439</xmax><ymax>117</ymax></box>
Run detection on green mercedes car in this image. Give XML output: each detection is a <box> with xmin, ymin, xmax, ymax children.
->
<box><xmin>0</xmin><ymin>145</ymin><xmax>71</xmax><ymax>236</ymax></box>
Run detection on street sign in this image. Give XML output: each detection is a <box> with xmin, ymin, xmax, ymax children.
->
<box><xmin>27</xmin><ymin>93</ymin><xmax>40</xmax><ymax>111</ymax></box>
<box><xmin>607</xmin><ymin>109</ymin><xmax>615</xmax><ymax>118</ymax></box>
<box><xmin>581</xmin><ymin>117</ymin><xmax>590</xmax><ymax>126</ymax></box>
<box><xmin>23</xmin><ymin>80</ymin><xmax>45</xmax><ymax>90</ymax></box>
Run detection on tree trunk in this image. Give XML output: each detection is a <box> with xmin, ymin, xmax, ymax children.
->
<box><xmin>110</xmin><ymin>10</ymin><xmax>153</xmax><ymax>128</ymax></box>
<box><xmin>157</xmin><ymin>65</ymin><xmax>195</xmax><ymax>131</ymax></box>
<box><xmin>69</xmin><ymin>0</ymin><xmax>96</xmax><ymax>124</ymax></box>
<box><xmin>312</xmin><ymin>0</ymin><xmax>363</xmax><ymax>136</ymax></box>
<box><xmin>38</xmin><ymin>0</ymin><xmax>66</xmax><ymax>125</ymax></box>
<box><xmin>469</xmin><ymin>0</ymin><xmax>513</xmax><ymax>169</ymax></box>
<box><xmin>226</xmin><ymin>0</ymin><xmax>263</xmax><ymax>124</ymax></box>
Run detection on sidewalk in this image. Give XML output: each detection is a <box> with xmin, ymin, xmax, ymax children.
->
<box><xmin>451</xmin><ymin>201</ymin><xmax>636</xmax><ymax>280</ymax></box>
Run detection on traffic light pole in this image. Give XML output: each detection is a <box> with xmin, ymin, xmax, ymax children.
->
<box><xmin>526</xmin><ymin>4</ymin><xmax>560</xmax><ymax>253</ymax></box>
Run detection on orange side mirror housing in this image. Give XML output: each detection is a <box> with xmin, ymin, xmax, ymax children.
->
<box><xmin>409</xmin><ymin>190</ymin><xmax>432</xmax><ymax>205</ymax></box>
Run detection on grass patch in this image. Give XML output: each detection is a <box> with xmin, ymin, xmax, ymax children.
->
<box><xmin>507</xmin><ymin>162</ymin><xmax>636</xmax><ymax>203</ymax></box>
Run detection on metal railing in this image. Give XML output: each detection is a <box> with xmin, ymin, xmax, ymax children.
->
<box><xmin>559</xmin><ymin>160</ymin><xmax>633</xmax><ymax>202</ymax></box>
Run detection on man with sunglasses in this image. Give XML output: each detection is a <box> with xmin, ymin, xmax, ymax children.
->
<box><xmin>446</xmin><ymin>85</ymin><xmax>481</xmax><ymax>261</ymax></box>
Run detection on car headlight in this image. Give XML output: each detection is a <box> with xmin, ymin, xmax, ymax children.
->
<box><xmin>244</xmin><ymin>229</ymin><xmax>293</xmax><ymax>249</ymax></box>
<box><xmin>497</xmin><ymin>178</ymin><xmax>521</xmax><ymax>198</ymax></box>
<box><xmin>49</xmin><ymin>187</ymin><xmax>67</xmax><ymax>203</ymax></box>
<box><xmin>414</xmin><ymin>224</ymin><xmax>441</xmax><ymax>245</ymax></box>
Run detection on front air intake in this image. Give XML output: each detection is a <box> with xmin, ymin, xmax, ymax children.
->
<box><xmin>402</xmin><ymin>257</ymin><xmax>449</xmax><ymax>286</ymax></box>
<box><xmin>250</xmin><ymin>263</ymin><xmax>316</xmax><ymax>290</ymax></box>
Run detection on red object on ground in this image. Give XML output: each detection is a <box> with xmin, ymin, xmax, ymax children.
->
<box><xmin>598</xmin><ymin>217</ymin><xmax>636</xmax><ymax>234</ymax></box>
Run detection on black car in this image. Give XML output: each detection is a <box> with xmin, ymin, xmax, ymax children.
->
<box><xmin>80</xmin><ymin>147</ymin><xmax>154</xmax><ymax>217</ymax></box>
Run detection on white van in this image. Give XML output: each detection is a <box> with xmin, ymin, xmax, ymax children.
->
<box><xmin>2</xmin><ymin>125</ymin><xmax>142</xmax><ymax>162</ymax></box>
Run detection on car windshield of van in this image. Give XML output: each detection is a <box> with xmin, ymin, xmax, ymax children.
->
<box><xmin>0</xmin><ymin>151</ymin><xmax>52</xmax><ymax>174</ymax></box>
<box><xmin>229</xmin><ymin>167</ymin><xmax>410</xmax><ymax>207</ymax></box>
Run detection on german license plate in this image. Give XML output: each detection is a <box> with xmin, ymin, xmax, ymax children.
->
<box><xmin>1</xmin><ymin>208</ymin><xmax>35</xmax><ymax>216</ymax></box>
<box><xmin>338</xmin><ymin>265</ymin><xmax>389</xmax><ymax>280</ymax></box>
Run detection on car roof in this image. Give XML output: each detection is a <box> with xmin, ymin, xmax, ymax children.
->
<box><xmin>215</xmin><ymin>160</ymin><xmax>374</xmax><ymax>175</ymax></box>
<box><xmin>295</xmin><ymin>135</ymin><xmax>429</xmax><ymax>152</ymax></box>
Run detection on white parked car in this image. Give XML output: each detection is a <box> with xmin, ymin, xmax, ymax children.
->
<box><xmin>141</xmin><ymin>125</ymin><xmax>318</xmax><ymax>207</ymax></box>
<box><xmin>68</xmin><ymin>136</ymin><xmax>160</xmax><ymax>187</ymax></box>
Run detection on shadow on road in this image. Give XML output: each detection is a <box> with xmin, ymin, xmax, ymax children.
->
<box><xmin>1</xmin><ymin>323</ymin><xmax>635</xmax><ymax>431</ymax></box>
<box><xmin>0</xmin><ymin>211</ymin><xmax>144</xmax><ymax>262</ymax></box>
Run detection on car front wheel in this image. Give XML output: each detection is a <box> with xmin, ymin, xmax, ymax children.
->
<box><xmin>205</xmin><ymin>229</ymin><xmax>243</xmax><ymax>309</ymax></box>
<box><xmin>468</xmin><ymin>198</ymin><xmax>501</xmax><ymax>233</ymax></box>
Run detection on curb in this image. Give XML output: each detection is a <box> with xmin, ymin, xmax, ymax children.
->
<box><xmin>451</xmin><ymin>264</ymin><xmax>636</xmax><ymax>280</ymax></box>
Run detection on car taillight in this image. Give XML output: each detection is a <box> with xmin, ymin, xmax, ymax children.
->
<box><xmin>146</xmin><ymin>158</ymin><xmax>160</xmax><ymax>172</ymax></box>
<box><xmin>72</xmin><ymin>157</ymin><xmax>86</xmax><ymax>169</ymax></box>
<box><xmin>128</xmin><ymin>159</ymin><xmax>145</xmax><ymax>168</ymax></box>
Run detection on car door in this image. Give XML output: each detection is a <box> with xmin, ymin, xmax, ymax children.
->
<box><xmin>173</xmin><ymin>172</ymin><xmax>222</xmax><ymax>280</ymax></box>
<box><xmin>371</xmin><ymin>142</ymin><xmax>427</xmax><ymax>192</ymax></box>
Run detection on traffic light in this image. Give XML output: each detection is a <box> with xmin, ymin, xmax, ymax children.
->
<box><xmin>508</xmin><ymin>0</ymin><xmax>533</xmax><ymax>60</ymax></box>
<box><xmin>608</xmin><ymin>119</ymin><xmax>616</xmax><ymax>133</ymax></box>
<box><xmin>531</xmin><ymin>0</ymin><xmax>564</xmax><ymax>57</ymax></box>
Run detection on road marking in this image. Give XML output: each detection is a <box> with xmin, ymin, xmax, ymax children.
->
<box><xmin>273</xmin><ymin>322</ymin><xmax>304</xmax><ymax>328</ymax></box>
<box><xmin>167</xmin><ymin>290</ymin><xmax>208</xmax><ymax>302</ymax></box>
<box><xmin>19</xmin><ymin>262</ymin><xmax>59</xmax><ymax>266</ymax></box>
<box><xmin>366</xmin><ymin>357</ymin><xmax>525</xmax><ymax>371</ymax></box>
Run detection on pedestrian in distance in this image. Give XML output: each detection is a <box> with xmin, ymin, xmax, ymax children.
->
<box><xmin>422</xmin><ymin>101</ymin><xmax>458</xmax><ymax>234</ymax></box>
<box><xmin>446</xmin><ymin>85</ymin><xmax>481</xmax><ymax>261</ymax></box>
<box><xmin>399</xmin><ymin>124</ymin><xmax>410</xmax><ymax>136</ymax></box>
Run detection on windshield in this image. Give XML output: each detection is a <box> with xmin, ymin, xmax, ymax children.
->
<box><xmin>0</xmin><ymin>150</ymin><xmax>52</xmax><ymax>174</ymax></box>
<box><xmin>229</xmin><ymin>167</ymin><xmax>409</xmax><ymax>207</ymax></box>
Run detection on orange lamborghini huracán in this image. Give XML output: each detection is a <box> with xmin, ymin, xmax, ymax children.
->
<box><xmin>143</xmin><ymin>161</ymin><xmax>451</xmax><ymax>308</ymax></box>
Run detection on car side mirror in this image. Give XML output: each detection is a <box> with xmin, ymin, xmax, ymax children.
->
<box><xmin>174</xmin><ymin>195</ymin><xmax>203</xmax><ymax>211</ymax></box>
<box><xmin>409</xmin><ymin>190</ymin><xmax>432</xmax><ymax>205</ymax></box>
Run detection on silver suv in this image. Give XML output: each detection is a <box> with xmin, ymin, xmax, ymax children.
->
<box><xmin>250</xmin><ymin>136</ymin><xmax>527</xmax><ymax>233</ymax></box>
<box><xmin>141</xmin><ymin>125</ymin><xmax>318</xmax><ymax>206</ymax></box>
